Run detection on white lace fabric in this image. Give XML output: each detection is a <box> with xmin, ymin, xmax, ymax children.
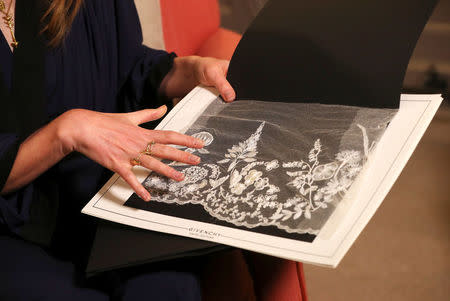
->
<box><xmin>141</xmin><ymin>99</ymin><xmax>397</xmax><ymax>235</ymax></box>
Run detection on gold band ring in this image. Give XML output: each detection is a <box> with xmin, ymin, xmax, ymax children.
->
<box><xmin>143</xmin><ymin>141</ymin><xmax>156</xmax><ymax>156</ymax></box>
<box><xmin>131</xmin><ymin>141</ymin><xmax>156</xmax><ymax>166</ymax></box>
<box><xmin>131</xmin><ymin>152</ymin><xmax>144</xmax><ymax>166</ymax></box>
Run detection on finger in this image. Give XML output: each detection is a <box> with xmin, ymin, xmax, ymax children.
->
<box><xmin>148</xmin><ymin>130</ymin><xmax>204</xmax><ymax>148</ymax></box>
<box><xmin>206</xmin><ymin>66</ymin><xmax>235</xmax><ymax>102</ymax></box>
<box><xmin>150</xmin><ymin>143</ymin><xmax>201</xmax><ymax>165</ymax></box>
<box><xmin>117</xmin><ymin>167</ymin><xmax>151</xmax><ymax>201</ymax></box>
<box><xmin>216</xmin><ymin>75</ymin><xmax>236</xmax><ymax>102</ymax></box>
<box><xmin>127</xmin><ymin>106</ymin><xmax>168</xmax><ymax>125</ymax></box>
<box><xmin>140</xmin><ymin>156</ymin><xmax>185</xmax><ymax>182</ymax></box>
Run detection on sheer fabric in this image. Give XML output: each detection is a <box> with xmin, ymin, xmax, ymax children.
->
<box><xmin>139</xmin><ymin>98</ymin><xmax>397</xmax><ymax>235</ymax></box>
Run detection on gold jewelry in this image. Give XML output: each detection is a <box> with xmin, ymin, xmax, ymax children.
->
<box><xmin>143</xmin><ymin>141</ymin><xmax>156</xmax><ymax>156</ymax></box>
<box><xmin>131</xmin><ymin>152</ymin><xmax>144</xmax><ymax>167</ymax></box>
<box><xmin>0</xmin><ymin>0</ymin><xmax>18</xmax><ymax>48</ymax></box>
<box><xmin>131</xmin><ymin>141</ymin><xmax>156</xmax><ymax>166</ymax></box>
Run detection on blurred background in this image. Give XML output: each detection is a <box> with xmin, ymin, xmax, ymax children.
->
<box><xmin>218</xmin><ymin>0</ymin><xmax>449</xmax><ymax>300</ymax></box>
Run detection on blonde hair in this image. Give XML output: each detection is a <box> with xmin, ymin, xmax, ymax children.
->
<box><xmin>41</xmin><ymin>0</ymin><xmax>83</xmax><ymax>47</ymax></box>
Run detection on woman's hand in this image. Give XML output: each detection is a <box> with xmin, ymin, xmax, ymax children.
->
<box><xmin>58</xmin><ymin>105</ymin><xmax>204</xmax><ymax>201</ymax></box>
<box><xmin>159</xmin><ymin>56</ymin><xmax>236</xmax><ymax>102</ymax></box>
<box><xmin>1</xmin><ymin>56</ymin><xmax>235</xmax><ymax>199</ymax></box>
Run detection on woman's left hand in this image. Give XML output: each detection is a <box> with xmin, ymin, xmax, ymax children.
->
<box><xmin>159</xmin><ymin>56</ymin><xmax>236</xmax><ymax>102</ymax></box>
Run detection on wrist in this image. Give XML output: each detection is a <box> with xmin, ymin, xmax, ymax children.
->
<box><xmin>160</xmin><ymin>56</ymin><xmax>200</xmax><ymax>98</ymax></box>
<box><xmin>174</xmin><ymin>55</ymin><xmax>199</xmax><ymax>75</ymax></box>
<box><xmin>55</xmin><ymin>109</ymin><xmax>82</xmax><ymax>156</ymax></box>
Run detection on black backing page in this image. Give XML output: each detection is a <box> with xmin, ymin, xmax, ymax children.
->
<box><xmin>227</xmin><ymin>0</ymin><xmax>437</xmax><ymax>108</ymax></box>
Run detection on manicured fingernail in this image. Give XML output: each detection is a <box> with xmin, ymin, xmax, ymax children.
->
<box><xmin>195</xmin><ymin>139</ymin><xmax>204</xmax><ymax>148</ymax></box>
<box><xmin>140</xmin><ymin>191</ymin><xmax>151</xmax><ymax>202</ymax></box>
<box><xmin>155</xmin><ymin>105</ymin><xmax>167</xmax><ymax>114</ymax></box>
<box><xmin>224</xmin><ymin>92</ymin><xmax>233</xmax><ymax>101</ymax></box>
<box><xmin>224</xmin><ymin>91</ymin><xmax>234</xmax><ymax>101</ymax></box>
<box><xmin>190</xmin><ymin>155</ymin><xmax>201</xmax><ymax>164</ymax></box>
<box><xmin>174</xmin><ymin>171</ymin><xmax>185</xmax><ymax>181</ymax></box>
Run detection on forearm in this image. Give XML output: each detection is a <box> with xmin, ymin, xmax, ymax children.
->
<box><xmin>1</xmin><ymin>115</ymin><xmax>70</xmax><ymax>195</ymax></box>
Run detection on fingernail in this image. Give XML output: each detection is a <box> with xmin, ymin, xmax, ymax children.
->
<box><xmin>174</xmin><ymin>171</ymin><xmax>185</xmax><ymax>181</ymax></box>
<box><xmin>140</xmin><ymin>191</ymin><xmax>151</xmax><ymax>202</ymax></box>
<box><xmin>190</xmin><ymin>155</ymin><xmax>201</xmax><ymax>164</ymax></box>
<box><xmin>195</xmin><ymin>139</ymin><xmax>205</xmax><ymax>148</ymax></box>
<box><xmin>224</xmin><ymin>91</ymin><xmax>234</xmax><ymax>102</ymax></box>
<box><xmin>156</xmin><ymin>105</ymin><xmax>167</xmax><ymax>114</ymax></box>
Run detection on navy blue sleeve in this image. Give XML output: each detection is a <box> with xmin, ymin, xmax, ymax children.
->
<box><xmin>0</xmin><ymin>133</ymin><xmax>19</xmax><ymax>190</ymax></box>
<box><xmin>113</xmin><ymin>0</ymin><xmax>176</xmax><ymax>112</ymax></box>
<box><xmin>0</xmin><ymin>134</ymin><xmax>33</xmax><ymax>233</ymax></box>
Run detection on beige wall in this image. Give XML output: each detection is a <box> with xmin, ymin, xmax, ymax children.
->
<box><xmin>134</xmin><ymin>0</ymin><xmax>165</xmax><ymax>50</ymax></box>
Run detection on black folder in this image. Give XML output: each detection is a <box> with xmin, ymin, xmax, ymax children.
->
<box><xmin>86</xmin><ymin>0</ymin><xmax>436</xmax><ymax>276</ymax></box>
<box><xmin>86</xmin><ymin>220</ymin><xmax>229</xmax><ymax>276</ymax></box>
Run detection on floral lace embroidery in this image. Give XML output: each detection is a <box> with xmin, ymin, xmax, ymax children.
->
<box><xmin>143</xmin><ymin>121</ymin><xmax>372</xmax><ymax>234</ymax></box>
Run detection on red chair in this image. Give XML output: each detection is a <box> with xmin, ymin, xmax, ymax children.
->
<box><xmin>160</xmin><ymin>0</ymin><xmax>241</xmax><ymax>60</ymax></box>
<box><xmin>140</xmin><ymin>1</ymin><xmax>308</xmax><ymax>299</ymax></box>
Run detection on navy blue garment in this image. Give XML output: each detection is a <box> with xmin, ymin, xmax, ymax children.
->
<box><xmin>0</xmin><ymin>0</ymin><xmax>201</xmax><ymax>300</ymax></box>
<box><xmin>0</xmin><ymin>0</ymin><xmax>173</xmax><ymax>243</ymax></box>
<box><xmin>0</xmin><ymin>235</ymin><xmax>201</xmax><ymax>301</ymax></box>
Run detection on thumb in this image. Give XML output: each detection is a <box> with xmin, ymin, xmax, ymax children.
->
<box><xmin>128</xmin><ymin>105</ymin><xmax>168</xmax><ymax>125</ymax></box>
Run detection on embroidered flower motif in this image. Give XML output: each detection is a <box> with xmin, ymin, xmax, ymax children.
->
<box><xmin>146</xmin><ymin>177</ymin><xmax>167</xmax><ymax>190</ymax></box>
<box><xmin>312</xmin><ymin>162</ymin><xmax>338</xmax><ymax>181</ymax></box>
<box><xmin>266</xmin><ymin>185</ymin><xmax>280</xmax><ymax>194</ymax></box>
<box><xmin>254</xmin><ymin>177</ymin><xmax>269</xmax><ymax>190</ymax></box>
<box><xmin>244</xmin><ymin>170</ymin><xmax>262</xmax><ymax>186</ymax></box>
<box><xmin>336</xmin><ymin>150</ymin><xmax>361</xmax><ymax>164</ymax></box>
<box><xmin>322</xmin><ymin>179</ymin><xmax>341</xmax><ymax>194</ymax></box>
<box><xmin>229</xmin><ymin>170</ymin><xmax>242</xmax><ymax>188</ymax></box>
<box><xmin>231</xmin><ymin>183</ymin><xmax>246</xmax><ymax>195</ymax></box>
<box><xmin>265</xmin><ymin>160</ymin><xmax>279</xmax><ymax>171</ymax></box>
<box><xmin>183</xmin><ymin>166</ymin><xmax>208</xmax><ymax>183</ymax></box>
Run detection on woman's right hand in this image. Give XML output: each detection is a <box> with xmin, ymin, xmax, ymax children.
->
<box><xmin>57</xmin><ymin>105</ymin><xmax>204</xmax><ymax>201</ymax></box>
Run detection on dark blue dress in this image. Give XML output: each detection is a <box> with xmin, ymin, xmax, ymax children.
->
<box><xmin>0</xmin><ymin>0</ymin><xmax>200</xmax><ymax>299</ymax></box>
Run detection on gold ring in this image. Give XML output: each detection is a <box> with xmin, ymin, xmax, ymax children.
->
<box><xmin>132</xmin><ymin>141</ymin><xmax>156</xmax><ymax>166</ymax></box>
<box><xmin>131</xmin><ymin>152</ymin><xmax>144</xmax><ymax>166</ymax></box>
<box><xmin>143</xmin><ymin>141</ymin><xmax>156</xmax><ymax>156</ymax></box>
